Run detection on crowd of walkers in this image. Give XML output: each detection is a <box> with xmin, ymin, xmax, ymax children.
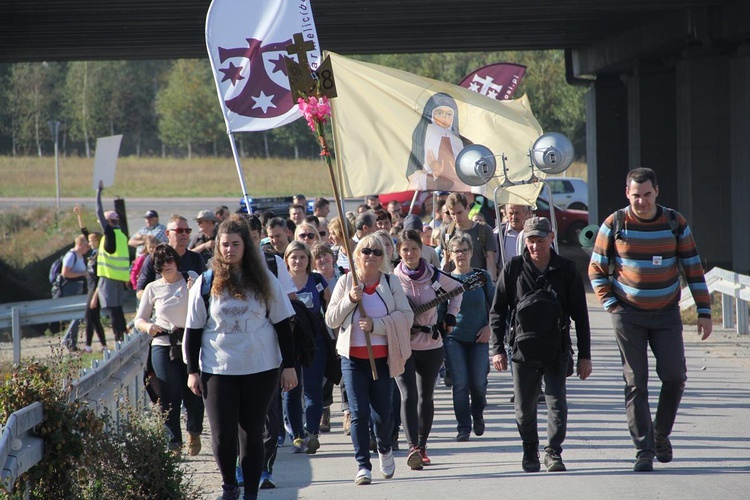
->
<box><xmin>60</xmin><ymin>167</ymin><xmax>712</xmax><ymax>499</ymax></box>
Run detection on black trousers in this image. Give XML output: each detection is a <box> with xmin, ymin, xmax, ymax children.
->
<box><xmin>202</xmin><ymin>369</ymin><xmax>279</xmax><ymax>496</ymax></box>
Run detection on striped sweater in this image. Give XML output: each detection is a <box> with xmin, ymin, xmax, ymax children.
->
<box><xmin>588</xmin><ymin>205</ymin><xmax>711</xmax><ymax>318</ymax></box>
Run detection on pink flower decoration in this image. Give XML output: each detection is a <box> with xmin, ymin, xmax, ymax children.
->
<box><xmin>298</xmin><ymin>95</ymin><xmax>331</xmax><ymax>132</ymax></box>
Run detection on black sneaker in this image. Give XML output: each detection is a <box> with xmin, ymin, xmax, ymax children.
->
<box><xmin>544</xmin><ymin>451</ymin><xmax>566</xmax><ymax>472</ymax></box>
<box><xmin>522</xmin><ymin>443</ymin><xmax>540</xmax><ymax>473</ymax></box>
<box><xmin>455</xmin><ymin>431</ymin><xmax>470</xmax><ymax>442</ymax></box>
<box><xmin>633</xmin><ymin>455</ymin><xmax>654</xmax><ymax>472</ymax></box>
<box><xmin>473</xmin><ymin>416</ymin><xmax>485</xmax><ymax>436</ymax></box>
<box><xmin>655</xmin><ymin>435</ymin><xmax>672</xmax><ymax>463</ymax></box>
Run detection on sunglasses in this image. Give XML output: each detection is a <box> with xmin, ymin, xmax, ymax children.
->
<box><xmin>299</xmin><ymin>233</ymin><xmax>317</xmax><ymax>239</ymax></box>
<box><xmin>360</xmin><ymin>247</ymin><xmax>384</xmax><ymax>257</ymax></box>
<box><xmin>318</xmin><ymin>231</ymin><xmax>327</xmax><ymax>237</ymax></box>
<box><xmin>169</xmin><ymin>227</ymin><xmax>192</xmax><ymax>234</ymax></box>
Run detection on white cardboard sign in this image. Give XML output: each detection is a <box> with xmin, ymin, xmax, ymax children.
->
<box><xmin>92</xmin><ymin>135</ymin><xmax>123</xmax><ymax>190</ymax></box>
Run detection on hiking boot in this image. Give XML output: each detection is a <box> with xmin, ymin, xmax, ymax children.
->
<box><xmin>406</xmin><ymin>445</ymin><xmax>423</xmax><ymax>470</ymax></box>
<box><xmin>319</xmin><ymin>407</ymin><xmax>331</xmax><ymax>433</ymax></box>
<box><xmin>418</xmin><ymin>445</ymin><xmax>431</xmax><ymax>465</ymax></box>
<box><xmin>355</xmin><ymin>468</ymin><xmax>371</xmax><ymax>485</ymax></box>
<box><xmin>544</xmin><ymin>451</ymin><xmax>566</xmax><ymax>472</ymax></box>
<box><xmin>633</xmin><ymin>455</ymin><xmax>654</xmax><ymax>472</ymax></box>
<box><xmin>187</xmin><ymin>432</ymin><xmax>201</xmax><ymax>456</ymax></box>
<box><xmin>655</xmin><ymin>435</ymin><xmax>673</xmax><ymax>463</ymax></box>
<box><xmin>522</xmin><ymin>443</ymin><xmax>540</xmax><ymax>473</ymax></box>
<box><xmin>305</xmin><ymin>435</ymin><xmax>320</xmax><ymax>455</ymax></box>
<box><xmin>291</xmin><ymin>437</ymin><xmax>307</xmax><ymax>454</ymax></box>
<box><xmin>343</xmin><ymin>410</ymin><xmax>352</xmax><ymax>435</ymax></box>
<box><xmin>259</xmin><ymin>471</ymin><xmax>276</xmax><ymax>489</ymax></box>
<box><xmin>379</xmin><ymin>449</ymin><xmax>395</xmax><ymax>479</ymax></box>
<box><xmin>456</xmin><ymin>431</ymin><xmax>470</xmax><ymax>442</ymax></box>
<box><xmin>473</xmin><ymin>416</ymin><xmax>485</xmax><ymax>436</ymax></box>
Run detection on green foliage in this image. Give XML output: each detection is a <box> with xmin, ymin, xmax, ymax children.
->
<box><xmin>156</xmin><ymin>60</ymin><xmax>224</xmax><ymax>158</ymax></box>
<box><xmin>0</xmin><ymin>348</ymin><xmax>201</xmax><ymax>499</ymax></box>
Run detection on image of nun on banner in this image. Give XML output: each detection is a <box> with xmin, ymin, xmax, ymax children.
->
<box><xmin>406</xmin><ymin>92</ymin><xmax>474</xmax><ymax>193</ymax></box>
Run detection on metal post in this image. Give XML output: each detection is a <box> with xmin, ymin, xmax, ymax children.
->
<box><xmin>736</xmin><ymin>298</ymin><xmax>749</xmax><ymax>335</ymax></box>
<box><xmin>721</xmin><ymin>293</ymin><xmax>734</xmax><ymax>329</ymax></box>
<box><xmin>12</xmin><ymin>307</ymin><xmax>20</xmax><ymax>364</ymax></box>
<box><xmin>48</xmin><ymin>121</ymin><xmax>61</xmax><ymax>209</ymax></box>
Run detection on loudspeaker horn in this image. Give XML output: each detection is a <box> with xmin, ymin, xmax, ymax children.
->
<box><xmin>530</xmin><ymin>132</ymin><xmax>575</xmax><ymax>175</ymax></box>
<box><xmin>455</xmin><ymin>145</ymin><xmax>497</xmax><ymax>186</ymax></box>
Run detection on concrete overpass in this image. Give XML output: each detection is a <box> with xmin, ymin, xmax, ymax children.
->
<box><xmin>2</xmin><ymin>0</ymin><xmax>749</xmax><ymax>271</ymax></box>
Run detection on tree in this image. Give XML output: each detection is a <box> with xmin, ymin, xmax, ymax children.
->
<box><xmin>156</xmin><ymin>60</ymin><xmax>223</xmax><ymax>158</ymax></box>
<box><xmin>7</xmin><ymin>62</ymin><xmax>61</xmax><ymax>156</ymax></box>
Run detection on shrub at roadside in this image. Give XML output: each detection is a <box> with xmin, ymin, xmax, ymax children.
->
<box><xmin>0</xmin><ymin>349</ymin><xmax>201</xmax><ymax>499</ymax></box>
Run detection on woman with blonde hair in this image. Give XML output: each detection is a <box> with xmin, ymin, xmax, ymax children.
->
<box><xmin>329</xmin><ymin>216</ymin><xmax>356</xmax><ymax>271</ymax></box>
<box><xmin>325</xmin><ymin>235</ymin><xmax>413</xmax><ymax>485</ymax></box>
<box><xmin>294</xmin><ymin>222</ymin><xmax>321</xmax><ymax>246</ymax></box>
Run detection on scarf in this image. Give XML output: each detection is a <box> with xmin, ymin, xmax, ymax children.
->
<box><xmin>400</xmin><ymin>258</ymin><xmax>426</xmax><ymax>281</ymax></box>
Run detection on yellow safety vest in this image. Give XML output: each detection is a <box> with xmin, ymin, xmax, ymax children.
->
<box><xmin>97</xmin><ymin>228</ymin><xmax>130</xmax><ymax>282</ymax></box>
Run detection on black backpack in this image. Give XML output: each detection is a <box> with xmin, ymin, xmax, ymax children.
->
<box><xmin>508</xmin><ymin>258</ymin><xmax>564</xmax><ymax>368</ymax></box>
<box><xmin>288</xmin><ymin>299</ymin><xmax>318</xmax><ymax>368</ymax></box>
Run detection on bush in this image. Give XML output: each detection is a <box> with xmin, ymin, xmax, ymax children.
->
<box><xmin>0</xmin><ymin>347</ymin><xmax>201</xmax><ymax>499</ymax></box>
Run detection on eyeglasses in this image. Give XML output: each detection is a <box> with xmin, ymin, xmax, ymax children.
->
<box><xmin>452</xmin><ymin>248</ymin><xmax>471</xmax><ymax>255</ymax></box>
<box><xmin>360</xmin><ymin>247</ymin><xmax>384</xmax><ymax>257</ymax></box>
<box><xmin>299</xmin><ymin>233</ymin><xmax>317</xmax><ymax>239</ymax></box>
<box><xmin>169</xmin><ymin>227</ymin><xmax>192</xmax><ymax>234</ymax></box>
<box><xmin>318</xmin><ymin>231</ymin><xmax>327</xmax><ymax>237</ymax></box>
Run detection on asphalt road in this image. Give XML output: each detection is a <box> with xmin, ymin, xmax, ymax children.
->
<box><xmin>180</xmin><ymin>307</ymin><xmax>750</xmax><ymax>500</ymax></box>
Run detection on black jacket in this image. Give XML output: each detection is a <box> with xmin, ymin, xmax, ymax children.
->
<box><xmin>489</xmin><ymin>249</ymin><xmax>591</xmax><ymax>361</ymax></box>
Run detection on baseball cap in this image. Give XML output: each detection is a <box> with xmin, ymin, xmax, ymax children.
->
<box><xmin>104</xmin><ymin>210</ymin><xmax>119</xmax><ymax>221</ymax></box>
<box><xmin>402</xmin><ymin>214</ymin><xmax>424</xmax><ymax>232</ymax></box>
<box><xmin>195</xmin><ymin>209</ymin><xmax>218</xmax><ymax>222</ymax></box>
<box><xmin>144</xmin><ymin>210</ymin><xmax>158</xmax><ymax>218</ymax></box>
<box><xmin>524</xmin><ymin>216</ymin><xmax>552</xmax><ymax>238</ymax></box>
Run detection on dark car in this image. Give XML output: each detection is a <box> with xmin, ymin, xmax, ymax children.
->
<box><xmin>238</xmin><ymin>196</ymin><xmax>293</xmax><ymax>217</ymax></box>
<box><xmin>534</xmin><ymin>197</ymin><xmax>589</xmax><ymax>244</ymax></box>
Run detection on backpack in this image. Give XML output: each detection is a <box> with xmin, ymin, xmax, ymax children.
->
<box><xmin>50</xmin><ymin>251</ymin><xmax>78</xmax><ymax>298</ymax></box>
<box><xmin>507</xmin><ymin>258</ymin><xmax>564</xmax><ymax>368</ymax></box>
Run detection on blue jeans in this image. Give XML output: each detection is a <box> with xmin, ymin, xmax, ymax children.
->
<box><xmin>341</xmin><ymin>356</ymin><xmax>392</xmax><ymax>471</ymax></box>
<box><xmin>151</xmin><ymin>345</ymin><xmax>204</xmax><ymax>445</ymax></box>
<box><xmin>283</xmin><ymin>332</ymin><xmax>328</xmax><ymax>437</ymax></box>
<box><xmin>443</xmin><ymin>337</ymin><xmax>489</xmax><ymax>434</ymax></box>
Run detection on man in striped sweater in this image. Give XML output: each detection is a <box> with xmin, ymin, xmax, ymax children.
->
<box><xmin>588</xmin><ymin>167</ymin><xmax>712</xmax><ymax>473</ymax></box>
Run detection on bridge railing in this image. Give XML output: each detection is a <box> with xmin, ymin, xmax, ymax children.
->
<box><xmin>679</xmin><ymin>267</ymin><xmax>749</xmax><ymax>335</ymax></box>
<box><xmin>0</xmin><ymin>330</ymin><xmax>149</xmax><ymax>493</ymax></box>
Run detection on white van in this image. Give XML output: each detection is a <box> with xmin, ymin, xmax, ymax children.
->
<box><xmin>541</xmin><ymin>177</ymin><xmax>588</xmax><ymax>210</ymax></box>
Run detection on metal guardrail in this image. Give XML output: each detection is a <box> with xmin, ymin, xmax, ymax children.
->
<box><xmin>0</xmin><ymin>331</ymin><xmax>150</xmax><ymax>493</ymax></box>
<box><xmin>679</xmin><ymin>267</ymin><xmax>749</xmax><ymax>335</ymax></box>
<box><xmin>0</xmin><ymin>295</ymin><xmax>88</xmax><ymax>364</ymax></box>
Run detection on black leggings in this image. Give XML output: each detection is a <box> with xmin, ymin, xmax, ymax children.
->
<box><xmin>85</xmin><ymin>290</ymin><xmax>106</xmax><ymax>347</ymax></box>
<box><xmin>202</xmin><ymin>369</ymin><xmax>279</xmax><ymax>495</ymax></box>
<box><xmin>395</xmin><ymin>347</ymin><xmax>445</xmax><ymax>448</ymax></box>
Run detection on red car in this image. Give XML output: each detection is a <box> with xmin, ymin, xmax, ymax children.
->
<box><xmin>378</xmin><ymin>190</ymin><xmax>434</xmax><ymax>216</ymax></box>
<box><xmin>534</xmin><ymin>197</ymin><xmax>589</xmax><ymax>244</ymax></box>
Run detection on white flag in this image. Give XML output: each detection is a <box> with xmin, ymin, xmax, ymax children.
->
<box><xmin>206</xmin><ymin>0</ymin><xmax>321</xmax><ymax>132</ymax></box>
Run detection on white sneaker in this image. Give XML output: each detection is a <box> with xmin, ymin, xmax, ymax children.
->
<box><xmin>354</xmin><ymin>468</ymin><xmax>372</xmax><ymax>485</ymax></box>
<box><xmin>379</xmin><ymin>449</ymin><xmax>395</xmax><ymax>479</ymax></box>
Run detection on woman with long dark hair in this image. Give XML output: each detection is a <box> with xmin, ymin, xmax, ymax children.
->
<box><xmin>393</xmin><ymin>229</ymin><xmax>462</xmax><ymax>469</ymax></box>
<box><xmin>186</xmin><ymin>214</ymin><xmax>297</xmax><ymax>500</ymax></box>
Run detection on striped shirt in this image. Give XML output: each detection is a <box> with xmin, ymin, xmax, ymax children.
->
<box><xmin>588</xmin><ymin>205</ymin><xmax>711</xmax><ymax>318</ymax></box>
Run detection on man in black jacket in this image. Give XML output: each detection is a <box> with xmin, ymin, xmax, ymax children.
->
<box><xmin>490</xmin><ymin>217</ymin><xmax>593</xmax><ymax>473</ymax></box>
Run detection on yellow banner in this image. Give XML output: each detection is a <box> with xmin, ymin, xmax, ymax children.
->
<box><xmin>329</xmin><ymin>52</ymin><xmax>545</xmax><ymax>205</ymax></box>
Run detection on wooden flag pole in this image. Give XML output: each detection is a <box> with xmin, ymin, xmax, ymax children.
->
<box><xmin>285</xmin><ymin>42</ymin><xmax>378</xmax><ymax>380</ymax></box>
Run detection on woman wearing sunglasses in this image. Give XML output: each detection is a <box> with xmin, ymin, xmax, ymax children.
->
<box><xmin>325</xmin><ymin>235</ymin><xmax>413</xmax><ymax>485</ymax></box>
<box><xmin>134</xmin><ymin>244</ymin><xmax>204</xmax><ymax>456</ymax></box>
<box><xmin>283</xmin><ymin>240</ymin><xmax>331</xmax><ymax>454</ymax></box>
<box><xmin>294</xmin><ymin>222</ymin><xmax>321</xmax><ymax>245</ymax></box>
<box><xmin>185</xmin><ymin>215</ymin><xmax>297</xmax><ymax>500</ymax></box>
<box><xmin>393</xmin><ymin>229</ymin><xmax>462</xmax><ymax>470</ymax></box>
